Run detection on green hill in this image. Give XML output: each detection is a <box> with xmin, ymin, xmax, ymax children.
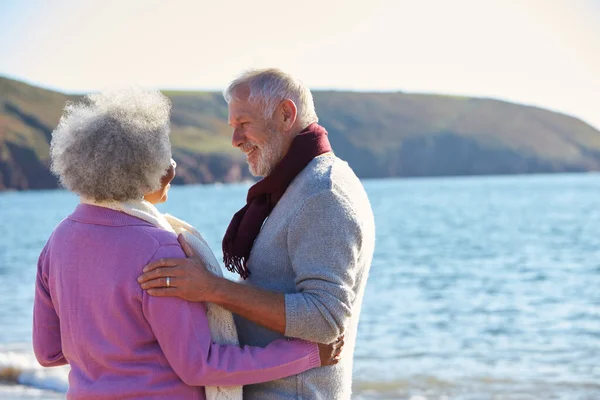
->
<box><xmin>1</xmin><ymin>76</ymin><xmax>599</xmax><ymax>190</ymax></box>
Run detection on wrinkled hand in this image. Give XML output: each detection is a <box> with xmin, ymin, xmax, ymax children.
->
<box><xmin>318</xmin><ymin>335</ymin><xmax>344</xmax><ymax>366</ymax></box>
<box><xmin>137</xmin><ymin>234</ymin><xmax>219</xmax><ymax>302</ymax></box>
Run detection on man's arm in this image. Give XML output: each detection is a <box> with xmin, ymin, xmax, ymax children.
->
<box><xmin>143</xmin><ymin>244</ymin><xmax>331</xmax><ymax>387</ymax></box>
<box><xmin>139</xmin><ymin>190</ymin><xmax>364</xmax><ymax>344</ymax></box>
<box><xmin>282</xmin><ymin>190</ymin><xmax>363</xmax><ymax>343</ymax></box>
<box><xmin>139</xmin><ymin>237</ymin><xmax>289</xmax><ymax>335</ymax></box>
<box><xmin>211</xmin><ymin>278</ymin><xmax>287</xmax><ymax>335</ymax></box>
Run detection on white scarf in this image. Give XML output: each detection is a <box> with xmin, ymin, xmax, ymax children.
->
<box><xmin>81</xmin><ymin>197</ymin><xmax>242</xmax><ymax>400</ymax></box>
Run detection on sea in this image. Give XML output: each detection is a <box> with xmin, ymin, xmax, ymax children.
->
<box><xmin>0</xmin><ymin>174</ymin><xmax>599</xmax><ymax>400</ymax></box>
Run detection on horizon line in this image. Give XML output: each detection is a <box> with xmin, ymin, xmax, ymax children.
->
<box><xmin>1</xmin><ymin>71</ymin><xmax>598</xmax><ymax>131</ymax></box>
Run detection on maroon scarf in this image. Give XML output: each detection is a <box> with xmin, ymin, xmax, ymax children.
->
<box><xmin>222</xmin><ymin>123</ymin><xmax>332</xmax><ymax>279</ymax></box>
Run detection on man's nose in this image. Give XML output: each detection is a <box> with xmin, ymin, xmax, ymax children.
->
<box><xmin>232</xmin><ymin>128</ymin><xmax>245</xmax><ymax>148</ymax></box>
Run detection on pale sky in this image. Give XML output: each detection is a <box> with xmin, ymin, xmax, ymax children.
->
<box><xmin>1</xmin><ymin>0</ymin><xmax>599</xmax><ymax>129</ymax></box>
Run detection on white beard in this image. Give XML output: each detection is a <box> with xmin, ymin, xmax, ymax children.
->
<box><xmin>246</xmin><ymin>130</ymin><xmax>286</xmax><ymax>177</ymax></box>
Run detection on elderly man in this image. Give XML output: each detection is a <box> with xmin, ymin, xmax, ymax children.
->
<box><xmin>138</xmin><ymin>68</ymin><xmax>375</xmax><ymax>399</ymax></box>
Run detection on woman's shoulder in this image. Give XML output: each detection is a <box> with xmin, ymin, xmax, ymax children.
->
<box><xmin>117</xmin><ymin>225</ymin><xmax>186</xmax><ymax>269</ymax></box>
<box><xmin>130</xmin><ymin>224</ymin><xmax>180</xmax><ymax>249</ymax></box>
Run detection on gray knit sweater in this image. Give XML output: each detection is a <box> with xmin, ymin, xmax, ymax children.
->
<box><xmin>234</xmin><ymin>154</ymin><xmax>375</xmax><ymax>400</ymax></box>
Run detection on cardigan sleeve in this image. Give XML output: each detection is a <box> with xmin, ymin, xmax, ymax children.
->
<box><xmin>33</xmin><ymin>242</ymin><xmax>67</xmax><ymax>367</ymax></box>
<box><xmin>284</xmin><ymin>189</ymin><xmax>364</xmax><ymax>343</ymax></box>
<box><xmin>142</xmin><ymin>244</ymin><xmax>321</xmax><ymax>386</ymax></box>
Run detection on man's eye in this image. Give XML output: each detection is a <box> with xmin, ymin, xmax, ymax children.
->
<box><xmin>241</xmin><ymin>122</ymin><xmax>249</xmax><ymax>128</ymax></box>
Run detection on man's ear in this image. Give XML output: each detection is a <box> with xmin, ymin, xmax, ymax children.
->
<box><xmin>279</xmin><ymin>99</ymin><xmax>297</xmax><ymax>131</ymax></box>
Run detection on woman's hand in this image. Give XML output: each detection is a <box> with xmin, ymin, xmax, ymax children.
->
<box><xmin>318</xmin><ymin>335</ymin><xmax>344</xmax><ymax>366</ymax></box>
<box><xmin>137</xmin><ymin>234</ymin><xmax>220</xmax><ymax>302</ymax></box>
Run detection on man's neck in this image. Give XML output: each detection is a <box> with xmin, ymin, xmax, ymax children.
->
<box><xmin>278</xmin><ymin>124</ymin><xmax>306</xmax><ymax>162</ymax></box>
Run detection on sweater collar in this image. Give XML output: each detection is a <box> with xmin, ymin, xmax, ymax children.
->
<box><xmin>69</xmin><ymin>204</ymin><xmax>155</xmax><ymax>227</ymax></box>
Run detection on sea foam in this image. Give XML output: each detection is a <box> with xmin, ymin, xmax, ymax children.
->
<box><xmin>0</xmin><ymin>347</ymin><xmax>68</xmax><ymax>393</ymax></box>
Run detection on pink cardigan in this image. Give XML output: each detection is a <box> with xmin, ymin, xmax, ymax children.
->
<box><xmin>33</xmin><ymin>204</ymin><xmax>320</xmax><ymax>399</ymax></box>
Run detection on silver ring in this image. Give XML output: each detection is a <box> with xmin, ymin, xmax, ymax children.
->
<box><xmin>166</xmin><ymin>276</ymin><xmax>171</xmax><ymax>288</ymax></box>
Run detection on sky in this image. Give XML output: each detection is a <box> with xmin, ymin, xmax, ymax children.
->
<box><xmin>0</xmin><ymin>0</ymin><xmax>599</xmax><ymax>129</ymax></box>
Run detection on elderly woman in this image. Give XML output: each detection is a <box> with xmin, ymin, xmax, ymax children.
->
<box><xmin>32</xmin><ymin>88</ymin><xmax>341</xmax><ymax>400</ymax></box>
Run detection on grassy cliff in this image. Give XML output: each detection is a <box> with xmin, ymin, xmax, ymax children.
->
<box><xmin>1</xmin><ymin>76</ymin><xmax>599</xmax><ymax>190</ymax></box>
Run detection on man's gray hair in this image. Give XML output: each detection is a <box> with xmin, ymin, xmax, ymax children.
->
<box><xmin>223</xmin><ymin>68</ymin><xmax>318</xmax><ymax>127</ymax></box>
<box><xmin>50</xmin><ymin>88</ymin><xmax>173</xmax><ymax>201</ymax></box>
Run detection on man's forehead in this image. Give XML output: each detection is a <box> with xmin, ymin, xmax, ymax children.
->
<box><xmin>228</xmin><ymin>99</ymin><xmax>256</xmax><ymax>120</ymax></box>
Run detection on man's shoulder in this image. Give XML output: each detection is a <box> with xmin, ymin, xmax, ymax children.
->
<box><xmin>295</xmin><ymin>154</ymin><xmax>362</xmax><ymax>195</ymax></box>
<box><xmin>302</xmin><ymin>155</ymin><xmax>370</xmax><ymax>208</ymax></box>
<box><xmin>286</xmin><ymin>155</ymin><xmax>373</xmax><ymax>230</ymax></box>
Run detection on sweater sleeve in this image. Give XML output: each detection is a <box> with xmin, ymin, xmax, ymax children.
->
<box><xmin>285</xmin><ymin>190</ymin><xmax>364</xmax><ymax>343</ymax></box>
<box><xmin>33</xmin><ymin>242</ymin><xmax>67</xmax><ymax>367</ymax></box>
<box><xmin>142</xmin><ymin>244</ymin><xmax>321</xmax><ymax>387</ymax></box>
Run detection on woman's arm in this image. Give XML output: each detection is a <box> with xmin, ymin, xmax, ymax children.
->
<box><xmin>33</xmin><ymin>243</ymin><xmax>67</xmax><ymax>367</ymax></box>
<box><xmin>142</xmin><ymin>244</ymin><xmax>323</xmax><ymax>387</ymax></box>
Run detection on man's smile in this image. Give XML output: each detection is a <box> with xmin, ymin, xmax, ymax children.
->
<box><xmin>243</xmin><ymin>146</ymin><xmax>258</xmax><ymax>156</ymax></box>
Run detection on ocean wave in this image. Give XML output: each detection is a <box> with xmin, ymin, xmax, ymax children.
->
<box><xmin>0</xmin><ymin>348</ymin><xmax>68</xmax><ymax>394</ymax></box>
<box><xmin>352</xmin><ymin>375</ymin><xmax>600</xmax><ymax>399</ymax></box>
<box><xmin>2</xmin><ymin>346</ymin><xmax>600</xmax><ymax>399</ymax></box>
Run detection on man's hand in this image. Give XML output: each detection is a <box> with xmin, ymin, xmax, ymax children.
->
<box><xmin>137</xmin><ymin>235</ymin><xmax>220</xmax><ymax>302</ymax></box>
<box><xmin>318</xmin><ymin>335</ymin><xmax>344</xmax><ymax>366</ymax></box>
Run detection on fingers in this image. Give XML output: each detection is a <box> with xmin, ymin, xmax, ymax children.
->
<box><xmin>143</xmin><ymin>258</ymin><xmax>184</xmax><ymax>273</ymax></box>
<box><xmin>318</xmin><ymin>340</ymin><xmax>343</xmax><ymax>366</ymax></box>
<box><xmin>329</xmin><ymin>345</ymin><xmax>341</xmax><ymax>364</ymax></box>
<box><xmin>177</xmin><ymin>234</ymin><xmax>197</xmax><ymax>258</ymax></box>
<box><xmin>330</xmin><ymin>335</ymin><xmax>344</xmax><ymax>349</ymax></box>
<box><xmin>140</xmin><ymin>277</ymin><xmax>179</xmax><ymax>290</ymax></box>
<box><xmin>333</xmin><ymin>345</ymin><xmax>342</xmax><ymax>357</ymax></box>
<box><xmin>138</xmin><ymin>266</ymin><xmax>184</xmax><ymax>284</ymax></box>
<box><xmin>332</xmin><ymin>335</ymin><xmax>344</xmax><ymax>362</ymax></box>
<box><xmin>333</xmin><ymin>342</ymin><xmax>343</xmax><ymax>355</ymax></box>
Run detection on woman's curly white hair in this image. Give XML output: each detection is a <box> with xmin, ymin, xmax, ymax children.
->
<box><xmin>50</xmin><ymin>88</ymin><xmax>172</xmax><ymax>201</ymax></box>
